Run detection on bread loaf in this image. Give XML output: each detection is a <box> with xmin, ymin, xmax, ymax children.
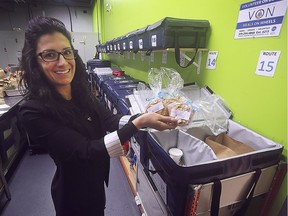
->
<box><xmin>170</xmin><ymin>103</ymin><xmax>194</xmax><ymax>126</ymax></box>
<box><xmin>146</xmin><ymin>99</ymin><xmax>168</xmax><ymax>116</ymax></box>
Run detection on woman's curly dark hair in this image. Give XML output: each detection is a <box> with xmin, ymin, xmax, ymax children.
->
<box><xmin>19</xmin><ymin>16</ymin><xmax>96</xmax><ymax>123</ymax></box>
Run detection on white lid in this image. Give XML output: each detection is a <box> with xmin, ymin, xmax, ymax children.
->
<box><xmin>169</xmin><ymin>148</ymin><xmax>183</xmax><ymax>157</ymax></box>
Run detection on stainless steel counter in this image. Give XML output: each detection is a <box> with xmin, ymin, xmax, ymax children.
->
<box><xmin>4</xmin><ymin>95</ymin><xmax>23</xmax><ymax>107</ymax></box>
<box><xmin>0</xmin><ymin>96</ymin><xmax>24</xmax><ymax>117</ymax></box>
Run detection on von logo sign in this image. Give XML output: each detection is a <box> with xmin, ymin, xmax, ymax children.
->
<box><xmin>248</xmin><ymin>7</ymin><xmax>275</xmax><ymax>20</ymax></box>
<box><xmin>234</xmin><ymin>0</ymin><xmax>286</xmax><ymax>39</ymax></box>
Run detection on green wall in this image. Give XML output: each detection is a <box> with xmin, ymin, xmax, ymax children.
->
<box><xmin>92</xmin><ymin>0</ymin><xmax>287</xmax><ymax>215</ymax></box>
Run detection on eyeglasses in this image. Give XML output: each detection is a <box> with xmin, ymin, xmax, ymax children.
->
<box><xmin>37</xmin><ymin>49</ymin><xmax>77</xmax><ymax>62</ymax></box>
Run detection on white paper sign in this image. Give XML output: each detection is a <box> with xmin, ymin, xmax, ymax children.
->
<box><xmin>256</xmin><ymin>50</ymin><xmax>281</xmax><ymax>77</ymax></box>
<box><xmin>206</xmin><ymin>51</ymin><xmax>218</xmax><ymax>70</ymax></box>
<box><xmin>141</xmin><ymin>52</ymin><xmax>145</xmax><ymax>61</ymax></box>
<box><xmin>150</xmin><ymin>52</ymin><xmax>154</xmax><ymax>62</ymax></box>
<box><xmin>151</xmin><ymin>35</ymin><xmax>157</xmax><ymax>47</ymax></box>
<box><xmin>147</xmin><ymin>102</ymin><xmax>164</xmax><ymax>113</ymax></box>
<box><xmin>162</xmin><ymin>50</ymin><xmax>167</xmax><ymax>64</ymax></box>
<box><xmin>235</xmin><ymin>0</ymin><xmax>287</xmax><ymax>39</ymax></box>
<box><xmin>139</xmin><ymin>39</ymin><xmax>143</xmax><ymax>50</ymax></box>
<box><xmin>170</xmin><ymin>110</ymin><xmax>191</xmax><ymax>121</ymax></box>
<box><xmin>180</xmin><ymin>52</ymin><xmax>185</xmax><ymax>67</ymax></box>
<box><xmin>129</xmin><ymin>41</ymin><xmax>133</xmax><ymax>49</ymax></box>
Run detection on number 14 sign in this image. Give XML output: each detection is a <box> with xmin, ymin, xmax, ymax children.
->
<box><xmin>256</xmin><ymin>51</ymin><xmax>281</xmax><ymax>77</ymax></box>
<box><xmin>206</xmin><ymin>51</ymin><xmax>218</xmax><ymax>70</ymax></box>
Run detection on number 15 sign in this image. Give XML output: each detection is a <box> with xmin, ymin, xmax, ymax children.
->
<box><xmin>256</xmin><ymin>51</ymin><xmax>281</xmax><ymax>77</ymax></box>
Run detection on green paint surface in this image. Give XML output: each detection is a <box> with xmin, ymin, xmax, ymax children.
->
<box><xmin>93</xmin><ymin>1</ymin><xmax>287</xmax><ymax>214</ymax></box>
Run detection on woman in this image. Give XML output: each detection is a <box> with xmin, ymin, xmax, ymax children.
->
<box><xmin>19</xmin><ymin>16</ymin><xmax>177</xmax><ymax>216</ymax></box>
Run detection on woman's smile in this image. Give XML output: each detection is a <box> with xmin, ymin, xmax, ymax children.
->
<box><xmin>54</xmin><ymin>69</ymin><xmax>71</xmax><ymax>74</ymax></box>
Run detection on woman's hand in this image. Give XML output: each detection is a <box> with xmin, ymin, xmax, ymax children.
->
<box><xmin>132</xmin><ymin>112</ymin><xmax>178</xmax><ymax>131</ymax></box>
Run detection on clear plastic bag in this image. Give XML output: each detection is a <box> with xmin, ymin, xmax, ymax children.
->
<box><xmin>148</xmin><ymin>68</ymin><xmax>162</xmax><ymax>97</ymax></box>
<box><xmin>145</xmin><ymin>67</ymin><xmax>195</xmax><ymax>128</ymax></box>
<box><xmin>193</xmin><ymin>94</ymin><xmax>228</xmax><ymax>135</ymax></box>
<box><xmin>160</xmin><ymin>67</ymin><xmax>184</xmax><ymax>97</ymax></box>
<box><xmin>139</xmin><ymin>69</ymin><xmax>229</xmax><ymax>133</ymax></box>
<box><xmin>148</xmin><ymin>67</ymin><xmax>184</xmax><ymax>98</ymax></box>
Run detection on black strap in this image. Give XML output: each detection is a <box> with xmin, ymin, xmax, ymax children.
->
<box><xmin>142</xmin><ymin>165</ymin><xmax>159</xmax><ymax>192</ymax></box>
<box><xmin>146</xmin><ymin>50</ymin><xmax>152</xmax><ymax>56</ymax></box>
<box><xmin>234</xmin><ymin>169</ymin><xmax>262</xmax><ymax>216</ymax></box>
<box><xmin>143</xmin><ymin>163</ymin><xmax>161</xmax><ymax>175</ymax></box>
<box><xmin>143</xmin><ymin>141</ymin><xmax>160</xmax><ymax>176</ymax></box>
<box><xmin>211</xmin><ymin>179</ymin><xmax>222</xmax><ymax>216</ymax></box>
<box><xmin>174</xmin><ymin>32</ymin><xmax>199</xmax><ymax>68</ymax></box>
<box><xmin>142</xmin><ymin>150</ymin><xmax>162</xmax><ymax>192</ymax></box>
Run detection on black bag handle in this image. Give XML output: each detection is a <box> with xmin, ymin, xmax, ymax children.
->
<box><xmin>142</xmin><ymin>148</ymin><xmax>163</xmax><ymax>192</ymax></box>
<box><xmin>174</xmin><ymin>32</ymin><xmax>199</xmax><ymax>68</ymax></box>
<box><xmin>211</xmin><ymin>179</ymin><xmax>222</xmax><ymax>216</ymax></box>
<box><xmin>233</xmin><ymin>169</ymin><xmax>262</xmax><ymax>216</ymax></box>
<box><xmin>146</xmin><ymin>49</ymin><xmax>152</xmax><ymax>56</ymax></box>
<box><xmin>210</xmin><ymin>169</ymin><xmax>262</xmax><ymax>216</ymax></box>
<box><xmin>142</xmin><ymin>164</ymin><xmax>159</xmax><ymax>192</ymax></box>
<box><xmin>143</xmin><ymin>140</ymin><xmax>162</xmax><ymax>175</ymax></box>
<box><xmin>143</xmin><ymin>162</ymin><xmax>161</xmax><ymax>175</ymax></box>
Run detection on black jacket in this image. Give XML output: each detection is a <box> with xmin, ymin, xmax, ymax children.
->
<box><xmin>19</xmin><ymin>98</ymin><xmax>134</xmax><ymax>216</ymax></box>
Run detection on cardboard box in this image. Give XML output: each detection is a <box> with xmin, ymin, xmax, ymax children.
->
<box><xmin>205</xmin><ymin>133</ymin><xmax>255</xmax><ymax>159</ymax></box>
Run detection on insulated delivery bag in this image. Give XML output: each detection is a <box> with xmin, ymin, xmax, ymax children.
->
<box><xmin>146</xmin><ymin>17</ymin><xmax>209</xmax><ymax>50</ymax></box>
<box><xmin>144</xmin><ymin>121</ymin><xmax>282</xmax><ymax>216</ymax></box>
<box><xmin>128</xmin><ymin>69</ymin><xmax>283</xmax><ymax>216</ymax></box>
<box><xmin>146</xmin><ymin>17</ymin><xmax>210</xmax><ymax>68</ymax></box>
<box><xmin>87</xmin><ymin>59</ymin><xmax>111</xmax><ymax>71</ymax></box>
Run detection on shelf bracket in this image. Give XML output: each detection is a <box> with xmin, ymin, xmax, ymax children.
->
<box><xmin>197</xmin><ymin>51</ymin><xmax>202</xmax><ymax>75</ymax></box>
<box><xmin>180</xmin><ymin>50</ymin><xmax>202</xmax><ymax>74</ymax></box>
